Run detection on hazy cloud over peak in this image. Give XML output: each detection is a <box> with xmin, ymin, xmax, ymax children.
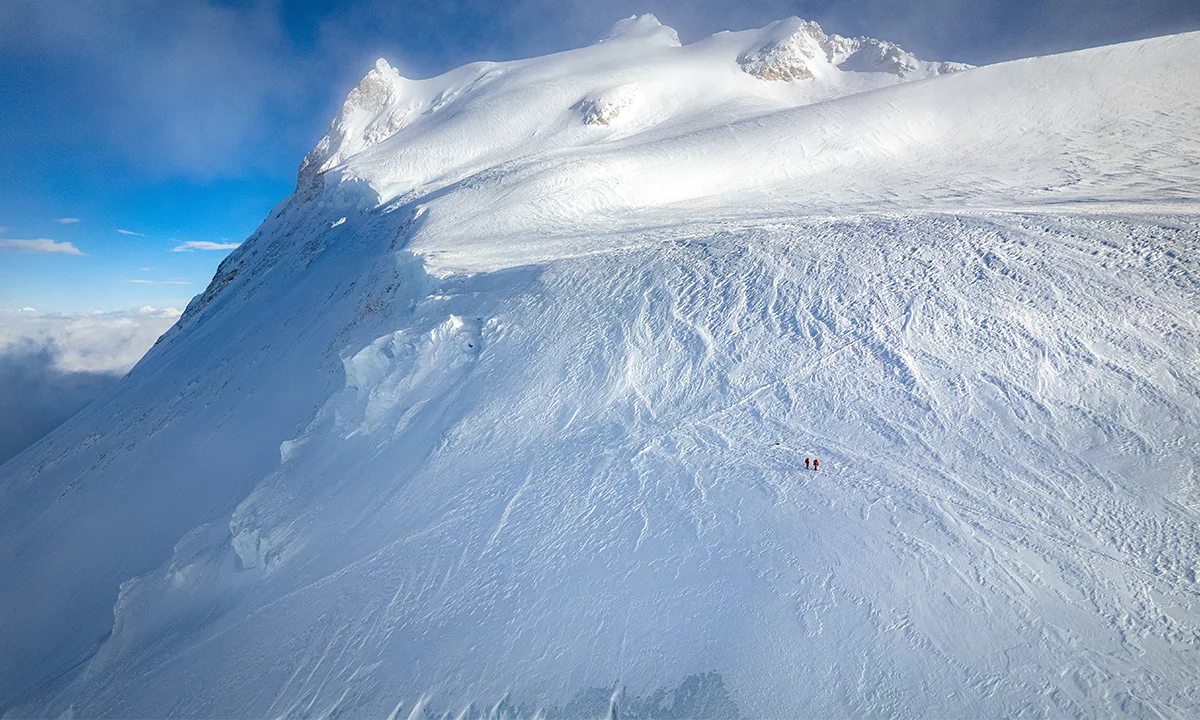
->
<box><xmin>0</xmin><ymin>0</ymin><xmax>302</xmax><ymax>178</ymax></box>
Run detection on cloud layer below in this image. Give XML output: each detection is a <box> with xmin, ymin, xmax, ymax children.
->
<box><xmin>0</xmin><ymin>307</ymin><xmax>181</xmax><ymax>464</ymax></box>
<box><xmin>0</xmin><ymin>341</ymin><xmax>120</xmax><ymax>465</ymax></box>
<box><xmin>0</xmin><ymin>307</ymin><xmax>181</xmax><ymax>373</ymax></box>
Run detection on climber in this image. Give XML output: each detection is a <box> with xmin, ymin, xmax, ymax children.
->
<box><xmin>804</xmin><ymin>458</ymin><xmax>810</xmax><ymax>470</ymax></box>
<box><xmin>813</xmin><ymin>458</ymin><xmax>819</xmax><ymax>470</ymax></box>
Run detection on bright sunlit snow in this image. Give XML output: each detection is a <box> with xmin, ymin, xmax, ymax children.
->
<box><xmin>2</xmin><ymin>15</ymin><xmax>1199</xmax><ymax>719</ymax></box>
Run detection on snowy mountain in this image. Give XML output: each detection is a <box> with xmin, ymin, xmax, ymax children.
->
<box><xmin>3</xmin><ymin>15</ymin><xmax>1200</xmax><ymax>718</ymax></box>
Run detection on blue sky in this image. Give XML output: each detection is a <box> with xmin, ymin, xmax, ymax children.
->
<box><xmin>2</xmin><ymin>0</ymin><xmax>1198</xmax><ymax>312</ymax></box>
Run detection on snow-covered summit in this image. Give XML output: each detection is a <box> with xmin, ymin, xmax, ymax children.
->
<box><xmin>297</xmin><ymin>58</ymin><xmax>410</xmax><ymax>193</ymax></box>
<box><xmin>279</xmin><ymin>21</ymin><xmax>1200</xmax><ymax>278</ymax></box>
<box><xmin>295</xmin><ymin>16</ymin><xmax>970</xmax><ymax>209</ymax></box>
<box><xmin>737</xmin><ymin>17</ymin><xmax>970</xmax><ymax>81</ymax></box>
<box><xmin>599</xmin><ymin>13</ymin><xmax>681</xmax><ymax>46</ymax></box>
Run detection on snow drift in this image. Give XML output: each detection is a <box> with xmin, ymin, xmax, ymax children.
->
<box><xmin>2</xmin><ymin>15</ymin><xmax>1200</xmax><ymax>719</ymax></box>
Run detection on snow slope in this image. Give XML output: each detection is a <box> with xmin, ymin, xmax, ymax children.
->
<box><xmin>2</xmin><ymin>16</ymin><xmax>1200</xmax><ymax>719</ymax></box>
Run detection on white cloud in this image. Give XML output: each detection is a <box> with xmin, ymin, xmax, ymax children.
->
<box><xmin>140</xmin><ymin>267</ymin><xmax>154</xmax><ymax>271</ymax></box>
<box><xmin>0</xmin><ymin>0</ymin><xmax>304</xmax><ymax>178</ymax></box>
<box><xmin>125</xmin><ymin>279</ymin><xmax>190</xmax><ymax>285</ymax></box>
<box><xmin>0</xmin><ymin>238</ymin><xmax>85</xmax><ymax>255</ymax></box>
<box><xmin>0</xmin><ymin>307</ymin><xmax>184</xmax><ymax>461</ymax></box>
<box><xmin>117</xmin><ymin>228</ymin><xmax>145</xmax><ymax>236</ymax></box>
<box><xmin>56</xmin><ymin>217</ymin><xmax>80</xmax><ymax>224</ymax></box>
<box><xmin>173</xmin><ymin>240</ymin><xmax>241</xmax><ymax>252</ymax></box>
<box><xmin>20</xmin><ymin>307</ymin><xmax>37</xmax><ymax>312</ymax></box>
<box><xmin>0</xmin><ymin>307</ymin><xmax>182</xmax><ymax>374</ymax></box>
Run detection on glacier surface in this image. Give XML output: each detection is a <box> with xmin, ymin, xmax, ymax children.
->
<box><xmin>2</xmin><ymin>15</ymin><xmax>1200</xmax><ymax>719</ymax></box>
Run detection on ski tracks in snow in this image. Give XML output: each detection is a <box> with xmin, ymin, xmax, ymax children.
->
<box><xmin>15</xmin><ymin>211</ymin><xmax>1200</xmax><ymax>718</ymax></box>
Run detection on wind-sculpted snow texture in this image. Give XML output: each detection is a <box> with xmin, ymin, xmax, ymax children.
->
<box><xmin>3</xmin><ymin>15</ymin><xmax>1200</xmax><ymax>719</ymax></box>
